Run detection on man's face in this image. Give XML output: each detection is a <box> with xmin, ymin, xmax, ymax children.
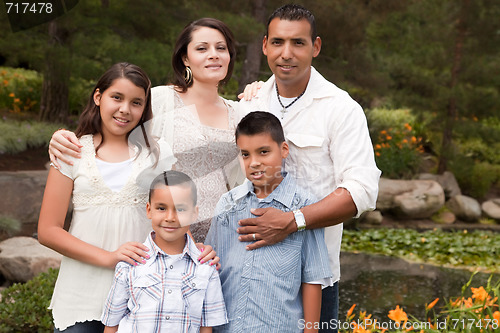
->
<box><xmin>263</xmin><ymin>18</ymin><xmax>321</xmax><ymax>96</ymax></box>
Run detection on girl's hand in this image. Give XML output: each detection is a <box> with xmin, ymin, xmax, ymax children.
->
<box><xmin>49</xmin><ymin>129</ymin><xmax>83</xmax><ymax>168</ymax></box>
<box><xmin>196</xmin><ymin>243</ymin><xmax>221</xmax><ymax>270</ymax></box>
<box><xmin>237</xmin><ymin>81</ymin><xmax>264</xmax><ymax>101</ymax></box>
<box><xmin>109</xmin><ymin>242</ymin><xmax>150</xmax><ymax>269</ymax></box>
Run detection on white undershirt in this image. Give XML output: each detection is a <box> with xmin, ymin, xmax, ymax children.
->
<box><xmin>269</xmin><ymin>84</ymin><xmax>301</xmax><ymax>121</ymax></box>
<box><xmin>95</xmin><ymin>158</ymin><xmax>133</xmax><ymax>192</ymax></box>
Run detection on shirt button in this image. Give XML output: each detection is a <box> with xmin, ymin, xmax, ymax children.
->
<box><xmin>168</xmin><ymin>289</ymin><xmax>172</xmax><ymax>294</ymax></box>
<box><xmin>192</xmin><ymin>282</ymin><xmax>196</xmax><ymax>287</ymax></box>
<box><xmin>169</xmin><ymin>265</ymin><xmax>173</xmax><ymax>269</ymax></box>
<box><xmin>166</xmin><ymin>316</ymin><xmax>170</xmax><ymax>320</ymax></box>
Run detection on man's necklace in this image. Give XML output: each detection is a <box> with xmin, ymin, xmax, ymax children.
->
<box><xmin>276</xmin><ymin>84</ymin><xmax>306</xmax><ymax>119</ymax></box>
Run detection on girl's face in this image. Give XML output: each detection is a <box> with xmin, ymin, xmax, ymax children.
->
<box><xmin>94</xmin><ymin>78</ymin><xmax>146</xmax><ymax>140</ymax></box>
<box><xmin>183</xmin><ymin>27</ymin><xmax>230</xmax><ymax>86</ymax></box>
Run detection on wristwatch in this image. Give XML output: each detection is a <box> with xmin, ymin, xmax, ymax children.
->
<box><xmin>293</xmin><ymin>209</ymin><xmax>306</xmax><ymax>231</ymax></box>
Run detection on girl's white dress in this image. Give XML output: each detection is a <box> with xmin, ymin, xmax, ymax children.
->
<box><xmin>50</xmin><ymin>134</ymin><xmax>173</xmax><ymax>330</ymax></box>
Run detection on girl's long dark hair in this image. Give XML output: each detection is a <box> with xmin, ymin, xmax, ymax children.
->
<box><xmin>75</xmin><ymin>62</ymin><xmax>159</xmax><ymax>165</ymax></box>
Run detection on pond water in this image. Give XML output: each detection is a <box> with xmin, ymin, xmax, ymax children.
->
<box><xmin>338</xmin><ymin>252</ymin><xmax>499</xmax><ymax>322</ymax></box>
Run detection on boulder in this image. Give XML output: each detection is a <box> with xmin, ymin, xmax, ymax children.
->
<box><xmin>0</xmin><ymin>170</ymin><xmax>48</xmax><ymax>237</ymax></box>
<box><xmin>418</xmin><ymin>171</ymin><xmax>461</xmax><ymax>199</ymax></box>
<box><xmin>359</xmin><ymin>210</ymin><xmax>383</xmax><ymax>225</ymax></box>
<box><xmin>377</xmin><ymin>178</ymin><xmax>445</xmax><ymax>219</ymax></box>
<box><xmin>446</xmin><ymin>195</ymin><xmax>482</xmax><ymax>222</ymax></box>
<box><xmin>0</xmin><ymin>236</ymin><xmax>61</xmax><ymax>282</ymax></box>
<box><xmin>481</xmin><ymin>198</ymin><xmax>500</xmax><ymax>221</ymax></box>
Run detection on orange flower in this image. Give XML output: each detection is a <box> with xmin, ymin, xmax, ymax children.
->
<box><xmin>347</xmin><ymin>304</ymin><xmax>357</xmax><ymax>317</ymax></box>
<box><xmin>14</xmin><ymin>98</ymin><xmax>20</xmax><ymax>103</ymax></box>
<box><xmin>386</xmin><ymin>135</ymin><xmax>392</xmax><ymax>140</ymax></box>
<box><xmin>9</xmin><ymin>92</ymin><xmax>15</xmax><ymax>97</ymax></box>
<box><xmin>375</xmin><ymin>144</ymin><xmax>382</xmax><ymax>150</ymax></box>
<box><xmin>426</xmin><ymin>298</ymin><xmax>439</xmax><ymax>310</ymax></box>
<box><xmin>388</xmin><ymin>305</ymin><xmax>408</xmax><ymax>324</ymax></box>
<box><xmin>375</xmin><ymin>152</ymin><xmax>381</xmax><ymax>157</ymax></box>
<box><xmin>404</xmin><ymin>123</ymin><xmax>412</xmax><ymax>131</ymax></box>
<box><xmin>381</xmin><ymin>130</ymin><xmax>387</xmax><ymax>135</ymax></box>
<box><xmin>2</xmin><ymin>79</ymin><xmax>8</xmax><ymax>86</ymax></box>
<box><xmin>411</xmin><ymin>136</ymin><xmax>417</xmax><ymax>143</ymax></box>
<box><xmin>472</xmin><ymin>287</ymin><xmax>489</xmax><ymax>302</ymax></box>
<box><xmin>493</xmin><ymin>311</ymin><xmax>500</xmax><ymax>323</ymax></box>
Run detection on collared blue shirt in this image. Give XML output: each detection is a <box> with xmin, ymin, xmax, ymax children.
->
<box><xmin>101</xmin><ymin>232</ymin><xmax>227</xmax><ymax>332</ymax></box>
<box><xmin>206</xmin><ymin>173</ymin><xmax>332</xmax><ymax>333</ymax></box>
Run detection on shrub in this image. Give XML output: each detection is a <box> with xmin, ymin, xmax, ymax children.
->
<box><xmin>367</xmin><ymin>108</ymin><xmax>424</xmax><ymax>179</ymax></box>
<box><xmin>0</xmin><ymin>67</ymin><xmax>42</xmax><ymax>116</ymax></box>
<box><xmin>0</xmin><ymin>268</ymin><xmax>57</xmax><ymax>333</ymax></box>
<box><xmin>0</xmin><ymin>119</ymin><xmax>63</xmax><ymax>154</ymax></box>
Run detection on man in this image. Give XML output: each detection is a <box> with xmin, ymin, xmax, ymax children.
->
<box><xmin>237</xmin><ymin>4</ymin><xmax>381</xmax><ymax>332</ymax></box>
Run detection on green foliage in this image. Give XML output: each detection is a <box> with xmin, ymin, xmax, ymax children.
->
<box><xmin>342</xmin><ymin>228</ymin><xmax>500</xmax><ymax>273</ymax></box>
<box><xmin>367</xmin><ymin>108</ymin><xmax>424</xmax><ymax>179</ymax></box>
<box><xmin>0</xmin><ymin>119</ymin><xmax>63</xmax><ymax>154</ymax></box>
<box><xmin>0</xmin><ymin>215</ymin><xmax>21</xmax><ymax>237</ymax></box>
<box><xmin>0</xmin><ymin>67</ymin><xmax>42</xmax><ymax>115</ymax></box>
<box><xmin>0</xmin><ymin>268</ymin><xmax>57</xmax><ymax>333</ymax></box>
<box><xmin>449</xmin><ymin>156</ymin><xmax>500</xmax><ymax>199</ymax></box>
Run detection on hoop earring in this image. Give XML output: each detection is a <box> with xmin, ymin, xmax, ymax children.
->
<box><xmin>184</xmin><ymin>66</ymin><xmax>193</xmax><ymax>85</ymax></box>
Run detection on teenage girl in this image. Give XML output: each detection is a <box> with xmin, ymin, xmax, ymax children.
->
<box><xmin>38</xmin><ymin>62</ymin><xmax>213</xmax><ymax>332</ymax></box>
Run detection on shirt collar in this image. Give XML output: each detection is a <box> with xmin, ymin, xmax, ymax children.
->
<box><xmin>232</xmin><ymin>172</ymin><xmax>297</xmax><ymax>209</ymax></box>
<box><xmin>144</xmin><ymin>231</ymin><xmax>202</xmax><ymax>267</ymax></box>
<box><xmin>256</xmin><ymin>66</ymin><xmax>341</xmax><ymax>104</ymax></box>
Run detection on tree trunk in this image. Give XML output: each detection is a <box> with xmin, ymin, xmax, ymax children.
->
<box><xmin>237</xmin><ymin>0</ymin><xmax>267</xmax><ymax>93</ymax></box>
<box><xmin>437</xmin><ymin>0</ymin><xmax>469</xmax><ymax>173</ymax></box>
<box><xmin>39</xmin><ymin>21</ymin><xmax>70</xmax><ymax>123</ymax></box>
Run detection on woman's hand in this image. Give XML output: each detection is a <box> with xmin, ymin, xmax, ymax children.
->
<box><xmin>237</xmin><ymin>81</ymin><xmax>264</xmax><ymax>101</ymax></box>
<box><xmin>109</xmin><ymin>242</ymin><xmax>150</xmax><ymax>269</ymax></box>
<box><xmin>196</xmin><ymin>243</ymin><xmax>221</xmax><ymax>270</ymax></box>
<box><xmin>49</xmin><ymin>129</ymin><xmax>83</xmax><ymax>168</ymax></box>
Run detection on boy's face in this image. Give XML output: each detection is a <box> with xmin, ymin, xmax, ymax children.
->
<box><xmin>147</xmin><ymin>184</ymin><xmax>198</xmax><ymax>253</ymax></box>
<box><xmin>237</xmin><ymin>132</ymin><xmax>289</xmax><ymax>198</ymax></box>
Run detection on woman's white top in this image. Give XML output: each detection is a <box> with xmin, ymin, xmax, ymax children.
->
<box><xmin>50</xmin><ymin>134</ymin><xmax>174</xmax><ymax>330</ymax></box>
<box><xmin>150</xmin><ymin>85</ymin><xmax>242</xmax><ymax>243</ymax></box>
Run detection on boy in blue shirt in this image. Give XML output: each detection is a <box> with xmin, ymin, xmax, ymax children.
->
<box><xmin>206</xmin><ymin>111</ymin><xmax>332</xmax><ymax>333</ymax></box>
<box><xmin>102</xmin><ymin>171</ymin><xmax>227</xmax><ymax>333</ymax></box>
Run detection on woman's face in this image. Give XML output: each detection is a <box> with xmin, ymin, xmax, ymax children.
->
<box><xmin>183</xmin><ymin>27</ymin><xmax>230</xmax><ymax>86</ymax></box>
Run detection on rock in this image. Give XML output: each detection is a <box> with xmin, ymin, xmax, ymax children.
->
<box><xmin>446</xmin><ymin>195</ymin><xmax>482</xmax><ymax>222</ymax></box>
<box><xmin>0</xmin><ymin>171</ymin><xmax>48</xmax><ymax>237</ymax></box>
<box><xmin>481</xmin><ymin>198</ymin><xmax>500</xmax><ymax>220</ymax></box>
<box><xmin>432</xmin><ymin>210</ymin><xmax>456</xmax><ymax>224</ymax></box>
<box><xmin>359</xmin><ymin>210</ymin><xmax>383</xmax><ymax>225</ymax></box>
<box><xmin>0</xmin><ymin>236</ymin><xmax>61</xmax><ymax>283</ymax></box>
<box><xmin>377</xmin><ymin>178</ymin><xmax>445</xmax><ymax>219</ymax></box>
<box><xmin>0</xmin><ymin>170</ymin><xmax>72</xmax><ymax>237</ymax></box>
<box><xmin>418</xmin><ymin>171</ymin><xmax>461</xmax><ymax>199</ymax></box>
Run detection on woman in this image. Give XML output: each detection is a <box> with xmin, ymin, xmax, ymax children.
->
<box><xmin>49</xmin><ymin>18</ymin><xmax>242</xmax><ymax>243</ymax></box>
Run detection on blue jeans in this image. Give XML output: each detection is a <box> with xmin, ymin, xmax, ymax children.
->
<box><xmin>319</xmin><ymin>281</ymin><xmax>339</xmax><ymax>333</ymax></box>
<box><xmin>54</xmin><ymin>320</ymin><xmax>104</xmax><ymax>333</ymax></box>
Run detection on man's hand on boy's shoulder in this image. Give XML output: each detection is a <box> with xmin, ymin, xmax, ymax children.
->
<box><xmin>237</xmin><ymin>207</ymin><xmax>296</xmax><ymax>250</ymax></box>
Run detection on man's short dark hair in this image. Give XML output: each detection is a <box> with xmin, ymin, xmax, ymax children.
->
<box><xmin>149</xmin><ymin>170</ymin><xmax>197</xmax><ymax>205</ymax></box>
<box><xmin>235</xmin><ymin>111</ymin><xmax>285</xmax><ymax>145</ymax></box>
<box><xmin>266</xmin><ymin>4</ymin><xmax>317</xmax><ymax>42</ymax></box>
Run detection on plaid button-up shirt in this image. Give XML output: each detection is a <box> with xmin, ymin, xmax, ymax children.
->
<box><xmin>101</xmin><ymin>232</ymin><xmax>227</xmax><ymax>332</ymax></box>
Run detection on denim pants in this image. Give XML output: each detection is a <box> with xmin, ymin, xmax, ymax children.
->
<box><xmin>54</xmin><ymin>320</ymin><xmax>104</xmax><ymax>333</ymax></box>
<box><xmin>319</xmin><ymin>281</ymin><xmax>339</xmax><ymax>333</ymax></box>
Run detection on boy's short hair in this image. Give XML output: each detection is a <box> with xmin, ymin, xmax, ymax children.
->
<box><xmin>235</xmin><ymin>111</ymin><xmax>285</xmax><ymax>144</ymax></box>
<box><xmin>267</xmin><ymin>4</ymin><xmax>317</xmax><ymax>42</ymax></box>
<box><xmin>149</xmin><ymin>170</ymin><xmax>197</xmax><ymax>205</ymax></box>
